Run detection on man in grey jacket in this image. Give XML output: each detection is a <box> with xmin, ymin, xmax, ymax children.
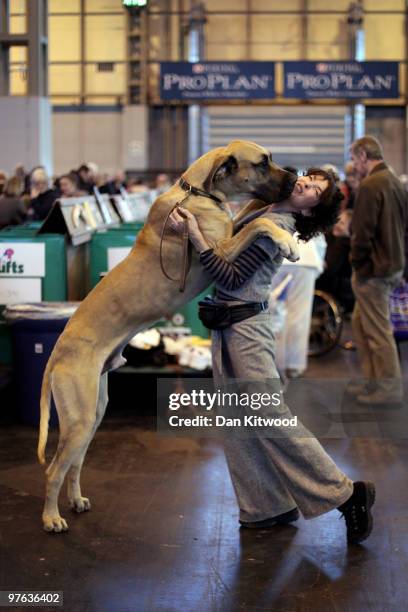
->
<box><xmin>350</xmin><ymin>135</ymin><xmax>406</xmax><ymax>404</ymax></box>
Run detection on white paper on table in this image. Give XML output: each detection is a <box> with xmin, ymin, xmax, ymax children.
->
<box><xmin>0</xmin><ymin>278</ymin><xmax>42</xmax><ymax>305</ymax></box>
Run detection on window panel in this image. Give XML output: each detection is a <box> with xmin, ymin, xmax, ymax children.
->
<box><xmin>9</xmin><ymin>45</ymin><xmax>27</xmax><ymax>94</ymax></box>
<box><xmin>49</xmin><ymin>0</ymin><xmax>80</xmax><ymax>13</ymax></box>
<box><xmin>10</xmin><ymin>67</ymin><xmax>28</xmax><ymax>95</ymax></box>
<box><xmin>86</xmin><ymin>96</ymin><xmax>122</xmax><ymax>104</ymax></box>
<box><xmin>365</xmin><ymin>0</ymin><xmax>404</xmax><ymax>9</ymax></box>
<box><xmin>366</xmin><ymin>15</ymin><xmax>405</xmax><ymax>60</ymax></box>
<box><xmin>9</xmin><ymin>46</ymin><xmax>27</xmax><ymax>63</ymax></box>
<box><xmin>85</xmin><ymin>62</ymin><xmax>125</xmax><ymax>94</ymax></box>
<box><xmin>85</xmin><ymin>0</ymin><xmax>123</xmax><ymax>13</ymax></box>
<box><xmin>9</xmin><ymin>15</ymin><xmax>26</xmax><ymax>34</ymax></box>
<box><xmin>307</xmin><ymin>16</ymin><xmax>348</xmax><ymax>60</ymax></box>
<box><xmin>51</xmin><ymin>96</ymin><xmax>82</xmax><ymax>105</ymax></box>
<box><xmin>9</xmin><ymin>0</ymin><xmax>26</xmax><ymax>12</ymax></box>
<box><xmin>49</xmin><ymin>16</ymin><xmax>81</xmax><ymax>61</ymax></box>
<box><xmin>252</xmin><ymin>0</ymin><xmax>302</xmax><ymax>8</ymax></box>
<box><xmin>308</xmin><ymin>0</ymin><xmax>350</xmax><ymax>9</ymax></box>
<box><xmin>85</xmin><ymin>14</ymin><xmax>126</xmax><ymax>61</ymax></box>
<box><xmin>49</xmin><ymin>64</ymin><xmax>81</xmax><ymax>95</ymax></box>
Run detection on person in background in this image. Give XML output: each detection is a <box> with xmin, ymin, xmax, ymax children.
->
<box><xmin>0</xmin><ymin>170</ymin><xmax>8</xmax><ymax>196</ymax></box>
<box><xmin>128</xmin><ymin>177</ymin><xmax>150</xmax><ymax>193</ymax></box>
<box><xmin>13</xmin><ymin>163</ymin><xmax>29</xmax><ymax>195</ymax></box>
<box><xmin>399</xmin><ymin>174</ymin><xmax>408</xmax><ymax>282</ymax></box>
<box><xmin>341</xmin><ymin>161</ymin><xmax>360</xmax><ymax>210</ymax></box>
<box><xmin>87</xmin><ymin>162</ymin><xmax>99</xmax><ymax>187</ymax></box>
<box><xmin>28</xmin><ymin>168</ymin><xmax>58</xmax><ymax>221</ymax></box>
<box><xmin>155</xmin><ymin>173</ymin><xmax>172</xmax><ymax>194</ymax></box>
<box><xmin>58</xmin><ymin>173</ymin><xmax>80</xmax><ymax>198</ymax></box>
<box><xmin>100</xmin><ymin>170</ymin><xmax>126</xmax><ymax>195</ymax></box>
<box><xmin>315</xmin><ymin>164</ymin><xmax>359</xmax><ymax>314</ymax></box>
<box><xmin>75</xmin><ymin>164</ymin><xmax>95</xmax><ymax>194</ymax></box>
<box><xmin>271</xmin><ymin>232</ymin><xmax>327</xmax><ymax>379</ymax></box>
<box><xmin>349</xmin><ymin>135</ymin><xmax>406</xmax><ymax>405</ymax></box>
<box><xmin>316</xmin><ymin>209</ymin><xmax>355</xmax><ymax>314</ymax></box>
<box><xmin>0</xmin><ymin>176</ymin><xmax>27</xmax><ymax>228</ymax></box>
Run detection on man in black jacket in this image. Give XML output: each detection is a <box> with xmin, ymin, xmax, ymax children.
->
<box><xmin>350</xmin><ymin>135</ymin><xmax>406</xmax><ymax>404</ymax></box>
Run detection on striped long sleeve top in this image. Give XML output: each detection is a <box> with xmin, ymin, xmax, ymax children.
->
<box><xmin>199</xmin><ymin>243</ymin><xmax>269</xmax><ymax>291</ymax></box>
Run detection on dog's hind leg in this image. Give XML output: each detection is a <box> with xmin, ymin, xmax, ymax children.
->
<box><xmin>67</xmin><ymin>373</ymin><xmax>109</xmax><ymax>513</ymax></box>
<box><xmin>42</xmin><ymin>367</ymin><xmax>100</xmax><ymax>532</ymax></box>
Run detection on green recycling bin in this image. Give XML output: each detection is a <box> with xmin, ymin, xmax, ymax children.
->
<box><xmin>90</xmin><ymin>226</ymin><xmax>210</xmax><ymax>337</ymax></box>
<box><xmin>90</xmin><ymin>226</ymin><xmax>142</xmax><ymax>288</ymax></box>
<box><xmin>0</xmin><ymin>233</ymin><xmax>67</xmax><ymax>365</ymax></box>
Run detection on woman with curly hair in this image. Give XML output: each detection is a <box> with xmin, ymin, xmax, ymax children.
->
<box><xmin>169</xmin><ymin>167</ymin><xmax>375</xmax><ymax>544</ymax></box>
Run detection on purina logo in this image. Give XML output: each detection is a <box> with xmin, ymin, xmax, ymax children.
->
<box><xmin>0</xmin><ymin>248</ymin><xmax>24</xmax><ymax>274</ymax></box>
<box><xmin>192</xmin><ymin>64</ymin><xmax>205</xmax><ymax>74</ymax></box>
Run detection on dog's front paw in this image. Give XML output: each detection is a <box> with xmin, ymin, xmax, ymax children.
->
<box><xmin>69</xmin><ymin>496</ymin><xmax>91</xmax><ymax>513</ymax></box>
<box><xmin>277</xmin><ymin>236</ymin><xmax>299</xmax><ymax>262</ymax></box>
<box><xmin>43</xmin><ymin>514</ymin><xmax>69</xmax><ymax>533</ymax></box>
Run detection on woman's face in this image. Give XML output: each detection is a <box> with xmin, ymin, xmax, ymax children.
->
<box><xmin>289</xmin><ymin>174</ymin><xmax>328</xmax><ymax>211</ymax></box>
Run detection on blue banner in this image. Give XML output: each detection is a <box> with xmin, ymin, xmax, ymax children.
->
<box><xmin>283</xmin><ymin>61</ymin><xmax>399</xmax><ymax>99</ymax></box>
<box><xmin>160</xmin><ymin>62</ymin><xmax>275</xmax><ymax>100</ymax></box>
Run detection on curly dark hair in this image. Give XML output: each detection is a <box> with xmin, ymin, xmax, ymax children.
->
<box><xmin>294</xmin><ymin>168</ymin><xmax>344</xmax><ymax>241</ymax></box>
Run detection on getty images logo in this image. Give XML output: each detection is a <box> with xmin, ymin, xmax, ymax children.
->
<box><xmin>0</xmin><ymin>248</ymin><xmax>24</xmax><ymax>274</ymax></box>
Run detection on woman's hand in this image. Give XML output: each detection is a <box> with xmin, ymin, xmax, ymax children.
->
<box><xmin>168</xmin><ymin>207</ymin><xmax>210</xmax><ymax>253</ymax></box>
<box><xmin>168</xmin><ymin>207</ymin><xmax>200</xmax><ymax>236</ymax></box>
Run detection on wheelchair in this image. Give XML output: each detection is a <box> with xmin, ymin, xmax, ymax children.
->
<box><xmin>308</xmin><ymin>289</ymin><xmax>344</xmax><ymax>357</ymax></box>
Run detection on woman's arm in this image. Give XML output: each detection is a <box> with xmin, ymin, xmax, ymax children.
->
<box><xmin>199</xmin><ymin>244</ymin><xmax>269</xmax><ymax>290</ymax></box>
<box><xmin>169</xmin><ymin>208</ymin><xmax>269</xmax><ymax>290</ymax></box>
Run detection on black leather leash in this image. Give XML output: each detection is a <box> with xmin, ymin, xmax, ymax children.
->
<box><xmin>159</xmin><ymin>177</ymin><xmax>222</xmax><ymax>292</ymax></box>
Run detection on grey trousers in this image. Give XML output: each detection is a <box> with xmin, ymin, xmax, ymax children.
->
<box><xmin>351</xmin><ymin>270</ymin><xmax>403</xmax><ymax>400</ymax></box>
<box><xmin>212</xmin><ymin>310</ymin><xmax>353</xmax><ymax>522</ymax></box>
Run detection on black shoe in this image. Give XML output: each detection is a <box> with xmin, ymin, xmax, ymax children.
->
<box><xmin>338</xmin><ymin>481</ymin><xmax>376</xmax><ymax>544</ymax></box>
<box><xmin>239</xmin><ymin>507</ymin><xmax>300</xmax><ymax>529</ymax></box>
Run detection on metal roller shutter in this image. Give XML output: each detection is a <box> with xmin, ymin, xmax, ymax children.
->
<box><xmin>204</xmin><ymin>105</ymin><xmax>351</xmax><ymax>172</ymax></box>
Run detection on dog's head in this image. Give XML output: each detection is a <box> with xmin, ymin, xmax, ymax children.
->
<box><xmin>199</xmin><ymin>140</ymin><xmax>296</xmax><ymax>203</ymax></box>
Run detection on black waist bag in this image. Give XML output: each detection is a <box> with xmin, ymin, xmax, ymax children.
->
<box><xmin>198</xmin><ymin>297</ymin><xmax>268</xmax><ymax>331</ymax></box>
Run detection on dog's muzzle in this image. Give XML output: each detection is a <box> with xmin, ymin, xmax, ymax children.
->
<box><xmin>278</xmin><ymin>173</ymin><xmax>297</xmax><ymax>200</ymax></box>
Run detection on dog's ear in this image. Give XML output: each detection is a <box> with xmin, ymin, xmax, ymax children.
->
<box><xmin>203</xmin><ymin>155</ymin><xmax>238</xmax><ymax>192</ymax></box>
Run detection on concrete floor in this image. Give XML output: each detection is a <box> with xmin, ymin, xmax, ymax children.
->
<box><xmin>0</xmin><ymin>337</ymin><xmax>407</xmax><ymax>612</ymax></box>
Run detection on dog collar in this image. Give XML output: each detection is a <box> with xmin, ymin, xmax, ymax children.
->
<box><xmin>179</xmin><ymin>177</ymin><xmax>222</xmax><ymax>204</ymax></box>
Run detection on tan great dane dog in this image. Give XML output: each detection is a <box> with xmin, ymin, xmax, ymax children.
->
<box><xmin>38</xmin><ymin>140</ymin><xmax>299</xmax><ymax>532</ymax></box>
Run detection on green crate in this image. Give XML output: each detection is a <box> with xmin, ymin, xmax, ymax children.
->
<box><xmin>90</xmin><ymin>228</ymin><xmax>210</xmax><ymax>337</ymax></box>
<box><xmin>111</xmin><ymin>222</ymin><xmax>145</xmax><ymax>233</ymax></box>
<box><xmin>1</xmin><ymin>228</ymin><xmax>37</xmax><ymax>237</ymax></box>
<box><xmin>90</xmin><ymin>229</ymin><xmax>139</xmax><ymax>288</ymax></box>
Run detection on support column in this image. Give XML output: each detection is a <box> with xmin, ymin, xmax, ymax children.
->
<box><xmin>187</xmin><ymin>2</ymin><xmax>206</xmax><ymax>164</ymax></box>
<box><xmin>0</xmin><ymin>0</ymin><xmax>52</xmax><ymax>174</ymax></box>
<box><xmin>347</xmin><ymin>1</ymin><xmax>365</xmax><ymax>142</ymax></box>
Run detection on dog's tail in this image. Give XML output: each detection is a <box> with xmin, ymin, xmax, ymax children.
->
<box><xmin>38</xmin><ymin>361</ymin><xmax>52</xmax><ymax>466</ymax></box>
